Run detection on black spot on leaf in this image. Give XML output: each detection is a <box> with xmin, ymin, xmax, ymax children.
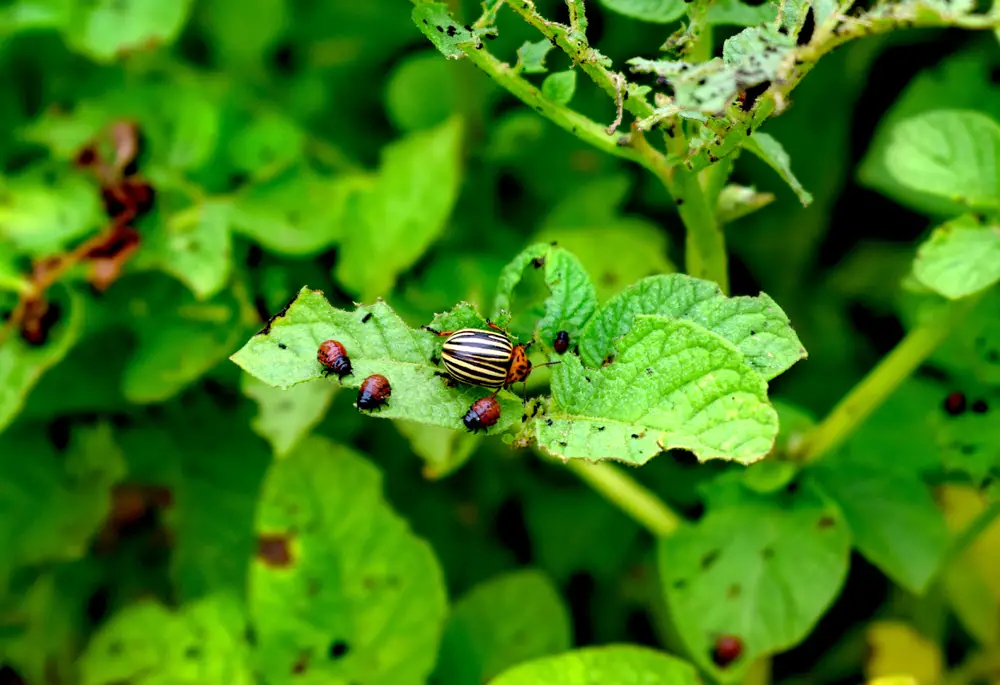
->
<box><xmin>329</xmin><ymin>640</ymin><xmax>350</xmax><ymax>659</ymax></box>
<box><xmin>971</xmin><ymin>399</ymin><xmax>989</xmax><ymax>414</ymax></box>
<box><xmin>700</xmin><ymin>549</ymin><xmax>719</xmax><ymax>569</ymax></box>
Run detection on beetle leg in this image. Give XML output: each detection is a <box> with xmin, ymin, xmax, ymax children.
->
<box><xmin>485</xmin><ymin>320</ymin><xmax>506</xmax><ymax>333</ymax></box>
<box><xmin>421</xmin><ymin>325</ymin><xmax>454</xmax><ymax>337</ymax></box>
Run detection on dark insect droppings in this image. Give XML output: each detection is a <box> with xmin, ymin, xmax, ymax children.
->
<box><xmin>278</xmin><ymin>343</ymin><xmax>287</xmax><ymax>350</ymax></box>
<box><xmin>329</xmin><ymin>641</ymin><xmax>350</xmax><ymax>660</ymax></box>
<box><xmin>971</xmin><ymin>399</ymin><xmax>989</xmax><ymax>414</ymax></box>
<box><xmin>362</xmin><ymin>312</ymin><xmax>373</xmax><ymax>323</ymax></box>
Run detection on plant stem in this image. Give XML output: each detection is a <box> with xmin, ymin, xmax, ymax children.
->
<box><xmin>461</xmin><ymin>44</ymin><xmax>663</xmax><ymax>173</ymax></box>
<box><xmin>671</xmin><ymin>169</ymin><xmax>729</xmax><ymax>294</ymax></box>
<box><xmin>796</xmin><ymin>298</ymin><xmax>976</xmax><ymax>463</ymax></box>
<box><xmin>564</xmin><ymin>460</ymin><xmax>682</xmax><ymax>537</ymax></box>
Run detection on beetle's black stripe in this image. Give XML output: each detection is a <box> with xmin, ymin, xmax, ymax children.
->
<box><xmin>443</xmin><ymin>363</ymin><xmax>506</xmax><ymax>388</ymax></box>
<box><xmin>443</xmin><ymin>331</ymin><xmax>512</xmax><ymax>352</ymax></box>
<box><xmin>443</xmin><ymin>355</ymin><xmax>508</xmax><ymax>380</ymax></box>
<box><xmin>443</xmin><ymin>344</ymin><xmax>512</xmax><ymax>361</ymax></box>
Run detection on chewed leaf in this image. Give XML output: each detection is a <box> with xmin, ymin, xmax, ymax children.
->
<box><xmin>517</xmin><ymin>39</ymin><xmax>555</xmax><ymax>74</ymax></box>
<box><xmin>913</xmin><ymin>214</ymin><xmax>1000</xmax><ymax>300</ymax></box>
<box><xmin>412</xmin><ymin>2</ymin><xmax>486</xmax><ymax>59</ymax></box>
<box><xmin>744</xmin><ymin>132</ymin><xmax>813</xmax><ymax>206</ymax></box>
<box><xmin>578</xmin><ymin>274</ymin><xmax>806</xmax><ymax>381</ymax></box>
<box><xmin>541</xmin><ymin>316</ymin><xmax>778</xmax><ymax>465</ymax></box>
<box><xmin>250</xmin><ymin>437</ymin><xmax>447</xmax><ymax>685</ymax></box>
<box><xmin>488</xmin><ymin>645</ymin><xmax>701</xmax><ymax>685</ymax></box>
<box><xmin>230</xmin><ymin>287</ymin><xmax>521</xmax><ymax>433</ymax></box>
<box><xmin>493</xmin><ymin>243</ymin><xmax>598</xmax><ymax>349</ymax></box>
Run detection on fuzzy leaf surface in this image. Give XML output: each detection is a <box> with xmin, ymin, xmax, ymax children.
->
<box><xmin>250</xmin><ymin>437</ymin><xmax>448</xmax><ymax>685</ymax></box>
<box><xmin>540</xmin><ymin>316</ymin><xmax>778</xmax><ymax>465</ymax></box>
<box><xmin>578</xmin><ymin>274</ymin><xmax>805</xmax><ymax>381</ymax></box>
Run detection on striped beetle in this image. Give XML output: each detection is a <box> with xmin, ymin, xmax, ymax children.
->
<box><xmin>423</xmin><ymin>320</ymin><xmax>555</xmax><ymax>395</ymax></box>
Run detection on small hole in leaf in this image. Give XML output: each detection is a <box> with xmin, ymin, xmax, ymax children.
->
<box><xmin>329</xmin><ymin>640</ymin><xmax>350</xmax><ymax>660</ymax></box>
<box><xmin>971</xmin><ymin>399</ymin><xmax>989</xmax><ymax>414</ymax></box>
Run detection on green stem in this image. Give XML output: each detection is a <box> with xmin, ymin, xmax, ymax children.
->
<box><xmin>796</xmin><ymin>298</ymin><xmax>976</xmax><ymax>463</ymax></box>
<box><xmin>564</xmin><ymin>460</ymin><xmax>682</xmax><ymax>537</ymax></box>
<box><xmin>672</xmin><ymin>168</ymin><xmax>728</xmax><ymax>294</ymax></box>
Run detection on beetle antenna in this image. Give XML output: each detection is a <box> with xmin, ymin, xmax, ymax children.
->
<box><xmin>533</xmin><ymin>361</ymin><xmax>562</xmax><ymax>369</ymax></box>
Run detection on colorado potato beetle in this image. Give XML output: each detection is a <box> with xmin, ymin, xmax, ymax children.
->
<box><xmin>553</xmin><ymin>330</ymin><xmax>570</xmax><ymax>355</ymax></box>
<box><xmin>423</xmin><ymin>321</ymin><xmax>533</xmax><ymax>390</ymax></box>
<box><xmin>357</xmin><ymin>374</ymin><xmax>391</xmax><ymax>412</ymax></box>
<box><xmin>463</xmin><ymin>396</ymin><xmax>501</xmax><ymax>433</ymax></box>
<box><xmin>318</xmin><ymin>339</ymin><xmax>352</xmax><ymax>380</ymax></box>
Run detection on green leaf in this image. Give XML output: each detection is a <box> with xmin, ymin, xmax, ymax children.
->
<box><xmin>393</xmin><ymin>419</ymin><xmax>480</xmax><ymax>479</ymax></box>
<box><xmin>811</xmin><ymin>453</ymin><xmax>949</xmax><ymax>594</ymax></box>
<box><xmin>66</xmin><ymin>0</ymin><xmax>196</xmax><ymax>62</ymax></box>
<box><xmin>78</xmin><ymin>594</ymin><xmax>253</xmax><ymax>685</ymax></box>
<box><xmin>717</xmin><ymin>184</ymin><xmax>776</xmax><ymax>224</ymax></box>
<box><xmin>227</xmin><ymin>112</ymin><xmax>305</xmax><ymax>182</ymax></box>
<box><xmin>598</xmin><ymin>0</ymin><xmax>687</xmax><ymax>24</ymax></box>
<box><xmin>412</xmin><ymin>2</ymin><xmax>485</xmax><ymax>59</ymax></box>
<box><xmin>705</xmin><ymin>0</ymin><xmax>778</xmax><ymax>26</ymax></box>
<box><xmin>541</xmin><ymin>316</ymin><xmax>779</xmax><ymax>465</ymax></box>
<box><xmin>199</xmin><ymin>0</ymin><xmax>286</xmax><ymax>69</ymax></box>
<box><xmin>0</xmin><ymin>168</ymin><xmax>103</xmax><ymax>257</ymax></box>
<box><xmin>250</xmin><ymin>437</ymin><xmax>448</xmax><ymax>684</ymax></box>
<box><xmin>660</xmin><ymin>479</ymin><xmax>850</xmax><ymax>675</ymax></box>
<box><xmin>231</xmin><ymin>289</ymin><xmax>523</xmax><ymax>433</ymax></box>
<box><xmin>488</xmin><ymin>645</ymin><xmax>701</xmax><ymax>684</ymax></box>
<box><xmin>335</xmin><ymin>116</ymin><xmax>464</xmax><ymax>301</ymax></box>
<box><xmin>0</xmin><ymin>423</ymin><xmax>125</xmax><ymax>580</ymax></box>
<box><xmin>137</xmin><ymin>199</ymin><xmax>233</xmax><ymax>300</ymax></box>
<box><xmin>386</xmin><ymin>50</ymin><xmax>462</xmax><ymax>132</ymax></box>
<box><xmin>231</xmin><ymin>166</ymin><xmax>362</xmax><ymax>257</ymax></box>
<box><xmin>242</xmin><ymin>375</ymin><xmax>337</xmax><ymax>459</ymax></box>
<box><xmin>0</xmin><ymin>286</ymin><xmax>83</xmax><ymax>434</ymax></box>
<box><xmin>435</xmin><ymin>569</ymin><xmax>571</xmax><ymax>684</ymax></box>
<box><xmin>517</xmin><ymin>39</ymin><xmax>555</xmax><ymax>74</ymax></box>
<box><xmin>122</xmin><ymin>281</ymin><xmax>246</xmax><ymax>404</ymax></box>
<box><xmin>912</xmin><ymin>214</ymin><xmax>1000</xmax><ymax>300</ymax></box>
<box><xmin>858</xmin><ymin>45</ymin><xmax>1000</xmax><ymax>216</ymax></box>
<box><xmin>578</xmin><ymin>274</ymin><xmax>806</xmax><ymax>381</ymax></box>
<box><xmin>542</xmin><ymin>70</ymin><xmax>577</xmax><ymax>106</ymax></box>
<box><xmin>0</xmin><ymin>251</ymin><xmax>30</xmax><ymax>295</ymax></box>
<box><xmin>882</xmin><ymin>110</ymin><xmax>1000</xmax><ymax>212</ymax></box>
<box><xmin>744</xmin><ymin>132</ymin><xmax>814</xmax><ymax>206</ymax></box>
<box><xmin>493</xmin><ymin>243</ymin><xmax>599</xmax><ymax>346</ymax></box>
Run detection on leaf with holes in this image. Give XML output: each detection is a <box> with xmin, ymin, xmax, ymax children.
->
<box><xmin>493</xmin><ymin>243</ymin><xmax>598</xmax><ymax>350</ymax></box>
<box><xmin>230</xmin><ymin>288</ymin><xmax>522</xmax><ymax>433</ymax></box>
<box><xmin>435</xmin><ymin>569</ymin><xmax>571</xmax><ymax>683</ymax></box>
<box><xmin>250</xmin><ymin>437</ymin><xmax>448</xmax><ymax>685</ymax></box>
<box><xmin>412</xmin><ymin>2</ymin><xmax>487</xmax><ymax>59</ymax></box>
<box><xmin>77</xmin><ymin>594</ymin><xmax>252</xmax><ymax>685</ymax></box>
<box><xmin>660</xmin><ymin>478</ymin><xmax>850</xmax><ymax>678</ymax></box>
<box><xmin>488</xmin><ymin>645</ymin><xmax>701</xmax><ymax>685</ymax></box>
<box><xmin>540</xmin><ymin>316</ymin><xmax>779</xmax><ymax>465</ymax></box>
<box><xmin>335</xmin><ymin>116</ymin><xmax>464</xmax><ymax>301</ymax></box>
<box><xmin>0</xmin><ymin>286</ymin><xmax>83</xmax><ymax>434</ymax></box>
<box><xmin>517</xmin><ymin>39</ymin><xmax>555</xmax><ymax>74</ymax></box>
<box><xmin>578</xmin><ymin>274</ymin><xmax>806</xmax><ymax>381</ymax></box>
<box><xmin>913</xmin><ymin>214</ymin><xmax>1000</xmax><ymax>300</ymax></box>
<box><xmin>882</xmin><ymin>110</ymin><xmax>1000</xmax><ymax>211</ymax></box>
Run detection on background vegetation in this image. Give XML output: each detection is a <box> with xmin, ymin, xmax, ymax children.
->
<box><xmin>1</xmin><ymin>0</ymin><xmax>999</xmax><ymax>683</ymax></box>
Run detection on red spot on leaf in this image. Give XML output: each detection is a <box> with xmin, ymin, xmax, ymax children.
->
<box><xmin>257</xmin><ymin>534</ymin><xmax>294</xmax><ymax>567</ymax></box>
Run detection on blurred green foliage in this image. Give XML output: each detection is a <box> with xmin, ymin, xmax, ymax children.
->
<box><xmin>1</xmin><ymin>0</ymin><xmax>1000</xmax><ymax>684</ymax></box>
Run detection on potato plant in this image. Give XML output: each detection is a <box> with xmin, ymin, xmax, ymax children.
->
<box><xmin>0</xmin><ymin>0</ymin><xmax>999</xmax><ymax>684</ymax></box>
